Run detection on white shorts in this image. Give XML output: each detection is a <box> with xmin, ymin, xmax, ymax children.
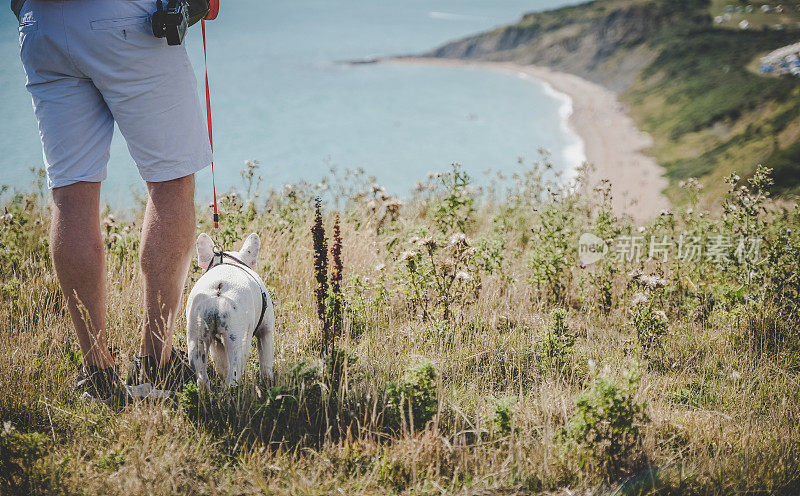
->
<box><xmin>18</xmin><ymin>0</ymin><xmax>213</xmax><ymax>189</ymax></box>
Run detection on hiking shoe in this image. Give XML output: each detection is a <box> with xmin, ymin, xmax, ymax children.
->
<box><xmin>75</xmin><ymin>364</ymin><xmax>130</xmax><ymax>407</ymax></box>
<box><xmin>126</xmin><ymin>347</ymin><xmax>195</xmax><ymax>392</ymax></box>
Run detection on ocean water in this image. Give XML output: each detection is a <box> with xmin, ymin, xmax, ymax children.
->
<box><xmin>1</xmin><ymin>0</ymin><xmax>584</xmax><ymax>203</ymax></box>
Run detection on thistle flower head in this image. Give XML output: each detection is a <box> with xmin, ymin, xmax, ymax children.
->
<box><xmin>417</xmin><ymin>236</ymin><xmax>438</xmax><ymax>249</ymax></box>
<box><xmin>631</xmin><ymin>292</ymin><xmax>649</xmax><ymax>307</ymax></box>
<box><xmin>448</xmin><ymin>232</ymin><xmax>471</xmax><ymax>247</ymax></box>
<box><xmin>399</xmin><ymin>250</ymin><xmax>416</xmax><ymax>262</ymax></box>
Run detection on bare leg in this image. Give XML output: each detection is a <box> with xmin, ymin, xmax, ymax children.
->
<box><xmin>139</xmin><ymin>174</ymin><xmax>196</xmax><ymax>367</ymax></box>
<box><xmin>50</xmin><ymin>182</ymin><xmax>114</xmax><ymax>369</ymax></box>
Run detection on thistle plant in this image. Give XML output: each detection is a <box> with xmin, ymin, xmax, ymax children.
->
<box><xmin>628</xmin><ymin>271</ymin><xmax>669</xmax><ymax>357</ymax></box>
<box><xmin>537</xmin><ymin>308</ymin><xmax>575</xmax><ymax>375</ymax></box>
<box><xmin>395</xmin><ymin>231</ymin><xmax>480</xmax><ymax>321</ymax></box>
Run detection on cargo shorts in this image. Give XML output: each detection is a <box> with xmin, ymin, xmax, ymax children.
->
<box><xmin>18</xmin><ymin>0</ymin><xmax>213</xmax><ymax>189</ymax></box>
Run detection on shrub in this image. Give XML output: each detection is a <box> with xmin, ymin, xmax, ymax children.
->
<box><xmin>0</xmin><ymin>422</ymin><xmax>59</xmax><ymax>496</ymax></box>
<box><xmin>631</xmin><ymin>306</ymin><xmax>668</xmax><ymax>356</ymax></box>
<box><xmin>563</xmin><ymin>372</ymin><xmax>649</xmax><ymax>481</ymax></box>
<box><xmin>385</xmin><ymin>361</ymin><xmax>438</xmax><ymax>432</ymax></box>
<box><xmin>492</xmin><ymin>397</ymin><xmax>515</xmax><ymax>437</ymax></box>
<box><xmin>430</xmin><ymin>163</ymin><xmax>475</xmax><ymax>235</ymax></box>
<box><xmin>537</xmin><ymin>308</ymin><xmax>575</xmax><ymax>375</ymax></box>
<box><xmin>527</xmin><ymin>203</ymin><xmax>576</xmax><ymax>303</ymax></box>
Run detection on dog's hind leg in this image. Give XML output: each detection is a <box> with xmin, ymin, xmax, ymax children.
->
<box><xmin>187</xmin><ymin>301</ymin><xmax>214</xmax><ymax>389</ymax></box>
<box><xmin>255</xmin><ymin>298</ymin><xmax>276</xmax><ymax>382</ymax></box>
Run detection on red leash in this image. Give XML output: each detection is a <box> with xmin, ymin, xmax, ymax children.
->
<box><xmin>201</xmin><ymin>17</ymin><xmax>219</xmax><ymax>229</ymax></box>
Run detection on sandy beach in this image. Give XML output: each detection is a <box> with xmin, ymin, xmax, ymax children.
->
<box><xmin>390</xmin><ymin>58</ymin><xmax>670</xmax><ymax>222</ymax></box>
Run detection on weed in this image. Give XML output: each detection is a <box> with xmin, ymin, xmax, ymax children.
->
<box><xmin>563</xmin><ymin>372</ymin><xmax>649</xmax><ymax>482</ymax></box>
<box><xmin>536</xmin><ymin>308</ymin><xmax>575</xmax><ymax>376</ymax></box>
<box><xmin>492</xmin><ymin>397</ymin><xmax>515</xmax><ymax>437</ymax></box>
<box><xmin>0</xmin><ymin>422</ymin><xmax>60</xmax><ymax>496</ymax></box>
<box><xmin>385</xmin><ymin>361</ymin><xmax>438</xmax><ymax>432</ymax></box>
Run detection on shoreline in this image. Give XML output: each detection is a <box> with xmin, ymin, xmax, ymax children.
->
<box><xmin>388</xmin><ymin>58</ymin><xmax>670</xmax><ymax>222</ymax></box>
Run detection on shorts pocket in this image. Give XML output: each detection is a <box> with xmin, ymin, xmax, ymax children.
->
<box><xmin>18</xmin><ymin>18</ymin><xmax>38</xmax><ymax>48</ymax></box>
<box><xmin>90</xmin><ymin>15</ymin><xmax>150</xmax><ymax>31</ymax></box>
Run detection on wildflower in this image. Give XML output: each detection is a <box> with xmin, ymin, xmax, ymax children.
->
<box><xmin>384</xmin><ymin>198</ymin><xmax>403</xmax><ymax>220</ymax></box>
<box><xmin>371</xmin><ymin>185</ymin><xmax>386</xmax><ymax>194</ymax></box>
<box><xmin>653</xmin><ymin>310</ymin><xmax>668</xmax><ymax>321</ymax></box>
<box><xmin>417</xmin><ymin>237</ymin><xmax>437</xmax><ymax>249</ymax></box>
<box><xmin>408</xmin><ymin>235</ymin><xmax>421</xmax><ymax>245</ymax></box>
<box><xmin>640</xmin><ymin>275</ymin><xmax>667</xmax><ymax>289</ymax></box>
<box><xmin>448</xmin><ymin>232</ymin><xmax>471</xmax><ymax>247</ymax></box>
<box><xmin>440</xmin><ymin>258</ymin><xmax>456</xmax><ymax>272</ymax></box>
<box><xmin>631</xmin><ymin>292</ymin><xmax>649</xmax><ymax>307</ymax></box>
<box><xmin>399</xmin><ymin>251</ymin><xmax>416</xmax><ymax>262</ymax></box>
<box><xmin>108</xmin><ymin>233</ymin><xmax>122</xmax><ymax>243</ymax></box>
<box><xmin>455</xmin><ymin>271</ymin><xmax>471</xmax><ymax>281</ymax></box>
<box><xmin>375</xmin><ymin>263</ymin><xmax>386</xmax><ymax>272</ymax></box>
<box><xmin>311</xmin><ymin>197</ymin><xmax>329</xmax><ymax>354</ymax></box>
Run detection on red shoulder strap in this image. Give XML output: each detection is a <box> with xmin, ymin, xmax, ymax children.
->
<box><xmin>205</xmin><ymin>0</ymin><xmax>219</xmax><ymax>20</ymax></box>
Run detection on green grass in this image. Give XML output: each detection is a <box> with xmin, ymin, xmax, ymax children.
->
<box><xmin>2</xmin><ymin>161</ymin><xmax>800</xmax><ymax>494</ymax></box>
<box><xmin>622</xmin><ymin>3</ymin><xmax>800</xmax><ymax>196</ymax></box>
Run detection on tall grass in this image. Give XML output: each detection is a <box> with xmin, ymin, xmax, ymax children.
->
<box><xmin>1</xmin><ymin>160</ymin><xmax>799</xmax><ymax>495</ymax></box>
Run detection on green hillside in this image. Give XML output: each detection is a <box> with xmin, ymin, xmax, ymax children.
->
<box><xmin>425</xmin><ymin>0</ymin><xmax>800</xmax><ymax>202</ymax></box>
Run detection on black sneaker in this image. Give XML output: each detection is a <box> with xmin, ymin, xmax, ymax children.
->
<box><xmin>75</xmin><ymin>364</ymin><xmax>130</xmax><ymax>407</ymax></box>
<box><xmin>126</xmin><ymin>347</ymin><xmax>195</xmax><ymax>392</ymax></box>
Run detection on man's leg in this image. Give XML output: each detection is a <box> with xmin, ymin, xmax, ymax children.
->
<box><xmin>139</xmin><ymin>174</ymin><xmax>196</xmax><ymax>367</ymax></box>
<box><xmin>50</xmin><ymin>182</ymin><xmax>114</xmax><ymax>369</ymax></box>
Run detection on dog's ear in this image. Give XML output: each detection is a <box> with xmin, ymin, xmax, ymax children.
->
<box><xmin>197</xmin><ymin>233</ymin><xmax>215</xmax><ymax>270</ymax></box>
<box><xmin>238</xmin><ymin>233</ymin><xmax>260</xmax><ymax>268</ymax></box>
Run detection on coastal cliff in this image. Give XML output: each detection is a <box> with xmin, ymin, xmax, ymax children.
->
<box><xmin>422</xmin><ymin>0</ymin><xmax>800</xmax><ymax>200</ymax></box>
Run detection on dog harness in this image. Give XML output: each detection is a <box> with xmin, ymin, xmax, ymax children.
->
<box><xmin>205</xmin><ymin>250</ymin><xmax>269</xmax><ymax>335</ymax></box>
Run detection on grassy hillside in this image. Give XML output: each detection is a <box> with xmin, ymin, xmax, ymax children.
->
<box><xmin>2</xmin><ymin>161</ymin><xmax>800</xmax><ymax>494</ymax></box>
<box><xmin>424</xmin><ymin>0</ymin><xmax>800</xmax><ymax>202</ymax></box>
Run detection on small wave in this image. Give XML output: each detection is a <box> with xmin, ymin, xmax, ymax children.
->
<box><xmin>519</xmin><ymin>73</ymin><xmax>586</xmax><ymax>181</ymax></box>
<box><xmin>428</xmin><ymin>11</ymin><xmax>494</xmax><ymax>21</ymax></box>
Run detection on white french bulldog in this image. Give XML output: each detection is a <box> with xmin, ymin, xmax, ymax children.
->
<box><xmin>186</xmin><ymin>233</ymin><xmax>275</xmax><ymax>388</ymax></box>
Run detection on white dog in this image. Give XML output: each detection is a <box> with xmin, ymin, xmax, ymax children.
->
<box><xmin>186</xmin><ymin>233</ymin><xmax>275</xmax><ymax>388</ymax></box>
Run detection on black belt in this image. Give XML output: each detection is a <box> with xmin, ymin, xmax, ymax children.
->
<box><xmin>205</xmin><ymin>250</ymin><xmax>268</xmax><ymax>334</ymax></box>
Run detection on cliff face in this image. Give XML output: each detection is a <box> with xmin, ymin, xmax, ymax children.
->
<box><xmin>422</xmin><ymin>0</ymin><xmax>800</xmax><ymax>198</ymax></box>
<box><xmin>425</xmin><ymin>1</ymin><xmax>695</xmax><ymax>91</ymax></box>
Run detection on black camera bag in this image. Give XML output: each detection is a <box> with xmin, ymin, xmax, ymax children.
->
<box><xmin>186</xmin><ymin>0</ymin><xmax>210</xmax><ymax>26</ymax></box>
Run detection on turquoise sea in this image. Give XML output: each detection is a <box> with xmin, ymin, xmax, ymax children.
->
<box><xmin>1</xmin><ymin>0</ymin><xmax>583</xmax><ymax>203</ymax></box>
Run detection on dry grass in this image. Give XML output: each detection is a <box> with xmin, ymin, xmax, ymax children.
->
<box><xmin>1</xmin><ymin>162</ymin><xmax>800</xmax><ymax>495</ymax></box>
